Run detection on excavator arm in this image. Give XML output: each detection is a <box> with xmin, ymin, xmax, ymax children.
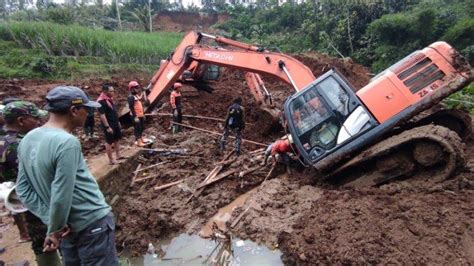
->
<box><xmin>146</xmin><ymin>31</ymin><xmax>316</xmax><ymax>110</ymax></box>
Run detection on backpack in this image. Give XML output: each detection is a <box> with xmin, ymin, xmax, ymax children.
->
<box><xmin>227</xmin><ymin>104</ymin><xmax>243</xmax><ymax>128</ymax></box>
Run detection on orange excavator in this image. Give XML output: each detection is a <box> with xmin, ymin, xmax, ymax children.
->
<box><xmin>142</xmin><ymin>31</ymin><xmax>472</xmax><ymax>185</ymax></box>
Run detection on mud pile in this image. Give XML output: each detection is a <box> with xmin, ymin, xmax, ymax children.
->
<box><xmin>99</xmin><ymin>131</ymin><xmax>270</xmax><ymax>256</ymax></box>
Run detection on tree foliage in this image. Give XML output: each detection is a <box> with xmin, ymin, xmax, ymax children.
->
<box><xmin>0</xmin><ymin>0</ymin><xmax>472</xmax><ymax>72</ymax></box>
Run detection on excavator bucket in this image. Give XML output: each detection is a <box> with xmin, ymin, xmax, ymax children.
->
<box><xmin>118</xmin><ymin>105</ymin><xmax>133</xmax><ymax>128</ymax></box>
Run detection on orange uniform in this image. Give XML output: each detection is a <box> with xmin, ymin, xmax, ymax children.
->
<box><xmin>271</xmin><ymin>139</ymin><xmax>292</xmax><ymax>155</ymax></box>
<box><xmin>128</xmin><ymin>94</ymin><xmax>144</xmax><ymax>118</ymax></box>
<box><xmin>170</xmin><ymin>90</ymin><xmax>182</xmax><ymax>109</ymax></box>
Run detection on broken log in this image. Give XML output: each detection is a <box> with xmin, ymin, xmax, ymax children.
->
<box><xmin>130</xmin><ymin>163</ymin><xmax>142</xmax><ymax>187</ymax></box>
<box><xmin>133</xmin><ymin>161</ymin><xmax>168</xmax><ymax>173</ymax></box>
<box><xmin>172</xmin><ymin>122</ymin><xmax>267</xmax><ymax>147</ymax></box>
<box><xmin>153</xmin><ymin>180</ymin><xmax>184</xmax><ymax>191</ymax></box>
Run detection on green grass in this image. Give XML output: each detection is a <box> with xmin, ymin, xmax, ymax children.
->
<box><xmin>0</xmin><ymin>40</ymin><xmax>156</xmax><ymax>79</ymax></box>
<box><xmin>0</xmin><ymin>21</ymin><xmax>183</xmax><ymax>65</ymax></box>
<box><xmin>443</xmin><ymin>83</ymin><xmax>474</xmax><ymax>113</ymax></box>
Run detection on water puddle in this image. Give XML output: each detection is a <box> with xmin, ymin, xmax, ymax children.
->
<box><xmin>123</xmin><ymin>233</ymin><xmax>283</xmax><ymax>266</ymax></box>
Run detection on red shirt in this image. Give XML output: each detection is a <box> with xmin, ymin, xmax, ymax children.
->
<box><xmin>271</xmin><ymin>139</ymin><xmax>291</xmax><ymax>155</ymax></box>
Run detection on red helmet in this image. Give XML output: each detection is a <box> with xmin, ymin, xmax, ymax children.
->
<box><xmin>173</xmin><ymin>82</ymin><xmax>182</xmax><ymax>90</ymax></box>
<box><xmin>128</xmin><ymin>81</ymin><xmax>140</xmax><ymax>90</ymax></box>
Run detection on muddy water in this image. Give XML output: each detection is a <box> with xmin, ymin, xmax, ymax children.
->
<box><xmin>199</xmin><ymin>187</ymin><xmax>259</xmax><ymax>238</ymax></box>
<box><xmin>126</xmin><ymin>233</ymin><xmax>283</xmax><ymax>265</ymax></box>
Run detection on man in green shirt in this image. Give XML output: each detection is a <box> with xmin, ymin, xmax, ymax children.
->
<box><xmin>16</xmin><ymin>86</ymin><xmax>118</xmax><ymax>265</ymax></box>
<box><xmin>0</xmin><ymin>101</ymin><xmax>61</xmax><ymax>266</ymax></box>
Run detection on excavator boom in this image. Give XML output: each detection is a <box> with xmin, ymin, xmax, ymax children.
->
<box><xmin>146</xmin><ymin>31</ymin><xmax>315</xmax><ymax>110</ymax></box>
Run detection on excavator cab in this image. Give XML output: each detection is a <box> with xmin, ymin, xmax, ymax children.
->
<box><xmin>284</xmin><ymin>70</ymin><xmax>378</xmax><ymax>165</ymax></box>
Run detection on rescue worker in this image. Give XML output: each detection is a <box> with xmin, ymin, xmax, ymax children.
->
<box><xmin>261</xmin><ymin>135</ymin><xmax>296</xmax><ymax>174</ymax></box>
<box><xmin>128</xmin><ymin>81</ymin><xmax>148</xmax><ymax>146</ymax></box>
<box><xmin>98</xmin><ymin>83</ymin><xmax>123</xmax><ymax>164</ymax></box>
<box><xmin>0</xmin><ymin>101</ymin><xmax>61</xmax><ymax>266</ymax></box>
<box><xmin>82</xmin><ymin>87</ymin><xmax>95</xmax><ymax>139</ymax></box>
<box><xmin>170</xmin><ymin>82</ymin><xmax>183</xmax><ymax>134</ymax></box>
<box><xmin>219</xmin><ymin>97</ymin><xmax>245</xmax><ymax>155</ymax></box>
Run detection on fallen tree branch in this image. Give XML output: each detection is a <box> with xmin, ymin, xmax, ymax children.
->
<box><xmin>172</xmin><ymin>122</ymin><xmax>267</xmax><ymax>147</ymax></box>
<box><xmin>154</xmin><ymin>180</ymin><xmax>184</xmax><ymax>191</ymax></box>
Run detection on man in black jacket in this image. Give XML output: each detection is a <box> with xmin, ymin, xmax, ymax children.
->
<box><xmin>219</xmin><ymin>97</ymin><xmax>245</xmax><ymax>155</ymax></box>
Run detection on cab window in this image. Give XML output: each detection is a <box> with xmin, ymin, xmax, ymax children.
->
<box><xmin>290</xmin><ymin>87</ymin><xmax>330</xmax><ymax>137</ymax></box>
<box><xmin>318</xmin><ymin>77</ymin><xmax>350</xmax><ymax>118</ymax></box>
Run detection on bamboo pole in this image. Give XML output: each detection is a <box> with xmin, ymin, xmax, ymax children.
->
<box><xmin>172</xmin><ymin>122</ymin><xmax>267</xmax><ymax>147</ymax></box>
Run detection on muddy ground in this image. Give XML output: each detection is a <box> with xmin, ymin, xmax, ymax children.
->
<box><xmin>1</xmin><ymin>52</ymin><xmax>473</xmax><ymax>264</ymax></box>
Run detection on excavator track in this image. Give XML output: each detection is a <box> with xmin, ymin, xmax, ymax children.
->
<box><xmin>329</xmin><ymin>125</ymin><xmax>465</xmax><ymax>187</ymax></box>
<box><xmin>405</xmin><ymin>105</ymin><xmax>472</xmax><ymax>140</ymax></box>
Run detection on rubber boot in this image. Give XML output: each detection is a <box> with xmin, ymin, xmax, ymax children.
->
<box><xmin>36</xmin><ymin>251</ymin><xmax>61</xmax><ymax>266</ymax></box>
<box><xmin>136</xmin><ymin>138</ymin><xmax>146</xmax><ymax>147</ymax></box>
<box><xmin>219</xmin><ymin>138</ymin><xmax>225</xmax><ymax>152</ymax></box>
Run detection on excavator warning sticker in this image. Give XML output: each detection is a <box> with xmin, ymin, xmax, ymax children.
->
<box><xmin>204</xmin><ymin>52</ymin><xmax>234</xmax><ymax>62</ymax></box>
<box><xmin>167</xmin><ymin>70</ymin><xmax>175</xmax><ymax>80</ymax></box>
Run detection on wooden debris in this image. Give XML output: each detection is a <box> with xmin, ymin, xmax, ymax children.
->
<box><xmin>146</xmin><ymin>113</ymin><xmax>226</xmax><ymax>122</ymax></box>
<box><xmin>197</xmin><ymin>169</ymin><xmax>239</xmax><ymax>189</ymax></box>
<box><xmin>264</xmin><ymin>165</ymin><xmax>276</xmax><ymax>182</ymax></box>
<box><xmin>133</xmin><ymin>174</ymin><xmax>160</xmax><ymax>184</ymax></box>
<box><xmin>230</xmin><ymin>206</ymin><xmax>251</xmax><ymax>228</ymax></box>
<box><xmin>204</xmin><ymin>165</ymin><xmax>224</xmax><ymax>183</ymax></box>
<box><xmin>110</xmin><ymin>195</ymin><xmax>120</xmax><ymax>206</ymax></box>
<box><xmin>249</xmin><ymin>148</ymin><xmax>265</xmax><ymax>155</ymax></box>
<box><xmin>153</xmin><ymin>180</ymin><xmax>184</xmax><ymax>191</ymax></box>
<box><xmin>239</xmin><ymin>165</ymin><xmax>262</xmax><ymax>178</ymax></box>
<box><xmin>172</xmin><ymin>122</ymin><xmax>267</xmax><ymax>147</ymax></box>
<box><xmin>138</xmin><ymin>147</ymin><xmax>188</xmax><ymax>154</ymax></box>
<box><xmin>222</xmin><ymin>150</ymin><xmax>234</xmax><ymax>161</ymax></box>
<box><xmin>130</xmin><ymin>163</ymin><xmax>142</xmax><ymax>187</ymax></box>
<box><xmin>133</xmin><ymin>161</ymin><xmax>168</xmax><ymax>173</ymax></box>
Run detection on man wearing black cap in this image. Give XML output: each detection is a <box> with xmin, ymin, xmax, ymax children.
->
<box><xmin>16</xmin><ymin>86</ymin><xmax>118</xmax><ymax>265</ymax></box>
